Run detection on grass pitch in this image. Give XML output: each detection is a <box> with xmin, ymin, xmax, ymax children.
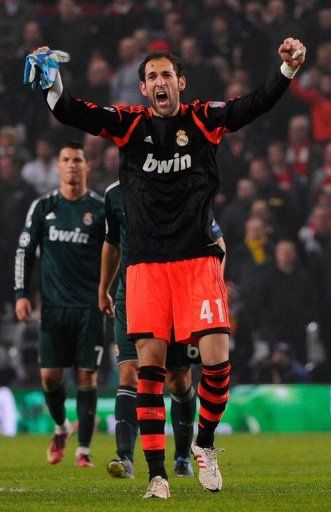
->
<box><xmin>0</xmin><ymin>433</ymin><xmax>330</xmax><ymax>512</ymax></box>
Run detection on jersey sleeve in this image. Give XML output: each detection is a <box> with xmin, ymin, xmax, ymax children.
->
<box><xmin>46</xmin><ymin>88</ymin><xmax>144</xmax><ymax>148</ymax></box>
<box><xmin>105</xmin><ymin>189</ymin><xmax>121</xmax><ymax>245</ymax></box>
<box><xmin>14</xmin><ymin>199</ymin><xmax>44</xmax><ymax>300</ymax></box>
<box><xmin>192</xmin><ymin>70</ymin><xmax>291</xmax><ymax>141</ymax></box>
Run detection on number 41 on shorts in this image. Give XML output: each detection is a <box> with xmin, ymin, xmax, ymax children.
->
<box><xmin>200</xmin><ymin>299</ymin><xmax>225</xmax><ymax>324</ymax></box>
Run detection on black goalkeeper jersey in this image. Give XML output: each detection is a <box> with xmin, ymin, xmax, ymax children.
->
<box><xmin>104</xmin><ymin>181</ymin><xmax>224</xmax><ymax>303</ymax></box>
<box><xmin>48</xmin><ymin>70</ymin><xmax>290</xmax><ymax>265</ymax></box>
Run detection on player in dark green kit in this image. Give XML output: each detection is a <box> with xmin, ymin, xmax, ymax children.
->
<box><xmin>15</xmin><ymin>142</ymin><xmax>105</xmax><ymax>468</ymax></box>
<box><xmin>99</xmin><ymin>181</ymin><xmax>225</xmax><ymax>478</ymax></box>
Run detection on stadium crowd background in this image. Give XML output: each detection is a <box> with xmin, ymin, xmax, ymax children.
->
<box><xmin>0</xmin><ymin>0</ymin><xmax>330</xmax><ymax>388</ymax></box>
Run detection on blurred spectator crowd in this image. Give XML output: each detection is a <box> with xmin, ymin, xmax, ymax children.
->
<box><xmin>0</xmin><ymin>0</ymin><xmax>330</xmax><ymax>387</ymax></box>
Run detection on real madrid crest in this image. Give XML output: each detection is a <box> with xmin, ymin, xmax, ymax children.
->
<box><xmin>176</xmin><ymin>129</ymin><xmax>189</xmax><ymax>147</ymax></box>
<box><xmin>83</xmin><ymin>212</ymin><xmax>93</xmax><ymax>225</ymax></box>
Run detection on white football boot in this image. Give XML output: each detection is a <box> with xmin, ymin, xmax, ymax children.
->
<box><xmin>143</xmin><ymin>476</ymin><xmax>171</xmax><ymax>499</ymax></box>
<box><xmin>191</xmin><ymin>440</ymin><xmax>222</xmax><ymax>492</ymax></box>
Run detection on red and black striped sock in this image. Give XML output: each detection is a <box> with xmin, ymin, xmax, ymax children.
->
<box><xmin>137</xmin><ymin>365</ymin><xmax>167</xmax><ymax>481</ymax></box>
<box><xmin>196</xmin><ymin>360</ymin><xmax>231</xmax><ymax>448</ymax></box>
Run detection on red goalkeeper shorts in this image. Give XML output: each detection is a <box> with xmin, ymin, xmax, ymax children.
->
<box><xmin>126</xmin><ymin>256</ymin><xmax>230</xmax><ymax>344</ymax></box>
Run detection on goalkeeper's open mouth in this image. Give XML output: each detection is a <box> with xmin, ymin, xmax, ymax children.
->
<box><xmin>155</xmin><ymin>90</ymin><xmax>170</xmax><ymax>109</ymax></box>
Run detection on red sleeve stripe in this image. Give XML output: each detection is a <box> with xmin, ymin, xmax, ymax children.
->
<box><xmin>84</xmin><ymin>102</ymin><xmax>99</xmax><ymax>109</ymax></box>
<box><xmin>77</xmin><ymin>99</ymin><xmax>100</xmax><ymax>109</ymax></box>
<box><xmin>114</xmin><ymin>105</ymin><xmax>146</xmax><ymax>121</ymax></box>
<box><xmin>99</xmin><ymin>114</ymin><xmax>142</xmax><ymax>147</ymax></box>
<box><xmin>137</xmin><ymin>380</ymin><xmax>164</xmax><ymax>394</ymax></box>
<box><xmin>141</xmin><ymin>433</ymin><xmax>165</xmax><ymax>451</ymax></box>
<box><xmin>137</xmin><ymin>406</ymin><xmax>166</xmax><ymax>421</ymax></box>
<box><xmin>191</xmin><ymin>111</ymin><xmax>224</xmax><ymax>144</ymax></box>
<box><xmin>198</xmin><ymin>384</ymin><xmax>230</xmax><ymax>404</ymax></box>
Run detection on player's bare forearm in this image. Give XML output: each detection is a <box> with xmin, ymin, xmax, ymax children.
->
<box><xmin>99</xmin><ymin>241</ymin><xmax>120</xmax><ymax>292</ymax></box>
<box><xmin>98</xmin><ymin>242</ymin><xmax>120</xmax><ymax>315</ymax></box>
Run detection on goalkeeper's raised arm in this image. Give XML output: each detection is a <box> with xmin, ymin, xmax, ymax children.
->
<box><xmin>29</xmin><ymin>46</ymin><xmax>131</xmax><ymax>143</ymax></box>
<box><xmin>29</xmin><ymin>38</ymin><xmax>306</xmax><ymax>146</ymax></box>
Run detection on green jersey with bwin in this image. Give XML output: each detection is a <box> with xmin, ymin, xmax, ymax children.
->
<box><xmin>15</xmin><ymin>189</ymin><xmax>105</xmax><ymax>307</ymax></box>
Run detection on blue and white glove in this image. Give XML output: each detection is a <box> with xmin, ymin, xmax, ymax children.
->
<box><xmin>23</xmin><ymin>50</ymin><xmax>70</xmax><ymax>90</ymax></box>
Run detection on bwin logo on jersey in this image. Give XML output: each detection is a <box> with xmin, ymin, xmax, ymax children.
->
<box><xmin>143</xmin><ymin>153</ymin><xmax>192</xmax><ymax>173</ymax></box>
<box><xmin>49</xmin><ymin>226</ymin><xmax>89</xmax><ymax>244</ymax></box>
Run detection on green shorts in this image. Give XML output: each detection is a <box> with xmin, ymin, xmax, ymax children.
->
<box><xmin>39</xmin><ymin>306</ymin><xmax>104</xmax><ymax>370</ymax></box>
<box><xmin>114</xmin><ymin>301</ymin><xmax>201</xmax><ymax>368</ymax></box>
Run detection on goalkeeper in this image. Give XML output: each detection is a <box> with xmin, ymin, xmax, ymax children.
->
<box><xmin>99</xmin><ymin>180</ymin><xmax>226</xmax><ymax>479</ymax></box>
<box><xmin>25</xmin><ymin>38</ymin><xmax>306</xmax><ymax>499</ymax></box>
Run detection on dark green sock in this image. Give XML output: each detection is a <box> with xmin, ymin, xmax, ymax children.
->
<box><xmin>44</xmin><ymin>384</ymin><xmax>66</xmax><ymax>425</ymax></box>
<box><xmin>77</xmin><ymin>387</ymin><xmax>97</xmax><ymax>448</ymax></box>
<box><xmin>171</xmin><ymin>386</ymin><xmax>196</xmax><ymax>459</ymax></box>
<box><xmin>115</xmin><ymin>386</ymin><xmax>138</xmax><ymax>462</ymax></box>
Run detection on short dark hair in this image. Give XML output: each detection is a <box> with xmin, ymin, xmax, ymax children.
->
<box><xmin>60</xmin><ymin>141</ymin><xmax>84</xmax><ymax>151</ymax></box>
<box><xmin>59</xmin><ymin>141</ymin><xmax>88</xmax><ymax>159</ymax></box>
<box><xmin>138</xmin><ymin>52</ymin><xmax>184</xmax><ymax>81</ymax></box>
